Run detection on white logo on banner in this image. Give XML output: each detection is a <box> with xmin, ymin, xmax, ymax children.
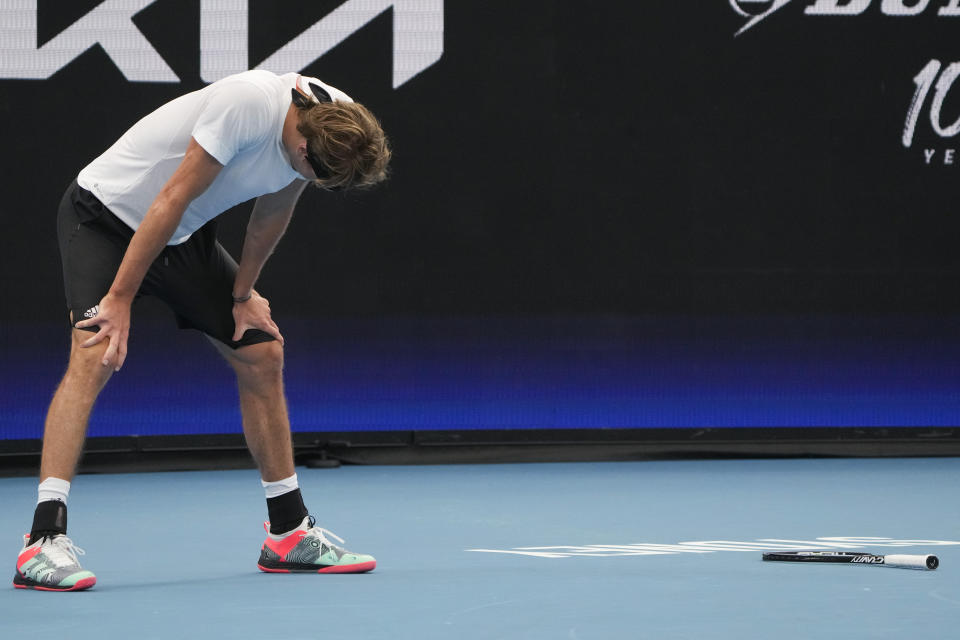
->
<box><xmin>468</xmin><ymin>536</ymin><xmax>960</xmax><ymax>558</ymax></box>
<box><xmin>731</xmin><ymin>0</ymin><xmax>960</xmax><ymax>36</ymax></box>
<box><xmin>904</xmin><ymin>59</ymin><xmax>960</xmax><ymax>164</ymax></box>
<box><xmin>0</xmin><ymin>0</ymin><xmax>443</xmax><ymax>88</ymax></box>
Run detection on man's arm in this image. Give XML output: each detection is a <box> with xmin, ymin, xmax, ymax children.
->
<box><xmin>229</xmin><ymin>178</ymin><xmax>309</xmax><ymax>344</ymax></box>
<box><xmin>75</xmin><ymin>138</ymin><xmax>223</xmax><ymax>370</ymax></box>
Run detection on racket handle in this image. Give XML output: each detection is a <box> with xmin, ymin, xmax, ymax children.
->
<box><xmin>883</xmin><ymin>554</ymin><xmax>939</xmax><ymax>570</ymax></box>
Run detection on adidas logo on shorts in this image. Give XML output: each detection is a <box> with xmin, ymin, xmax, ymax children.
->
<box><xmin>82</xmin><ymin>306</ymin><xmax>99</xmax><ymax>319</ymax></box>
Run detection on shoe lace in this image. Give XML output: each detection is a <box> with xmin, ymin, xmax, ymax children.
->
<box><xmin>43</xmin><ymin>535</ymin><xmax>86</xmax><ymax>567</ymax></box>
<box><xmin>303</xmin><ymin>516</ymin><xmax>347</xmax><ymax>550</ymax></box>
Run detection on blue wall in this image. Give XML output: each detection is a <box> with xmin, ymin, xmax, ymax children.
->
<box><xmin>3</xmin><ymin>315</ymin><xmax>958</xmax><ymax>440</ymax></box>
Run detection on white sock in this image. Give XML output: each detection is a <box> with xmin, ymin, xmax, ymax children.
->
<box><xmin>261</xmin><ymin>473</ymin><xmax>299</xmax><ymax>499</ymax></box>
<box><xmin>37</xmin><ymin>477</ymin><xmax>71</xmax><ymax>505</ymax></box>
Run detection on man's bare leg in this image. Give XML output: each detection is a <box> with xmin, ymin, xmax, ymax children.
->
<box><xmin>208</xmin><ymin>338</ymin><xmax>295</xmax><ymax>482</ymax></box>
<box><xmin>40</xmin><ymin>327</ymin><xmax>115</xmax><ymax>483</ymax></box>
<box><xmin>208</xmin><ymin>337</ymin><xmax>306</xmax><ymax>538</ymax></box>
<box><xmin>15</xmin><ymin>326</ymin><xmax>112</xmax><ymax>592</ymax></box>
<box><xmin>208</xmin><ymin>337</ymin><xmax>376</xmax><ymax>573</ymax></box>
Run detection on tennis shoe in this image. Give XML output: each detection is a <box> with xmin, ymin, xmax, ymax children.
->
<box><xmin>13</xmin><ymin>534</ymin><xmax>96</xmax><ymax>591</ymax></box>
<box><xmin>258</xmin><ymin>516</ymin><xmax>375</xmax><ymax>574</ymax></box>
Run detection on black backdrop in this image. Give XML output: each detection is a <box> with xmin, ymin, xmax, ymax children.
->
<box><xmin>2</xmin><ymin>1</ymin><xmax>958</xmax><ymax>318</ymax></box>
<box><xmin>1</xmin><ymin>1</ymin><xmax>959</xmax><ymax>454</ymax></box>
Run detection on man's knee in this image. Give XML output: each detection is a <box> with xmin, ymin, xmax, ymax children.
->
<box><xmin>65</xmin><ymin>329</ymin><xmax>114</xmax><ymax>388</ymax></box>
<box><xmin>229</xmin><ymin>340</ymin><xmax>285</xmax><ymax>381</ymax></box>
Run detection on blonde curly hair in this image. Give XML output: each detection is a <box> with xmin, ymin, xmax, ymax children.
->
<box><xmin>295</xmin><ymin>101</ymin><xmax>391</xmax><ymax>190</ymax></box>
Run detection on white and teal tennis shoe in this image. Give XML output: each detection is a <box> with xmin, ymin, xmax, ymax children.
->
<box><xmin>13</xmin><ymin>534</ymin><xmax>97</xmax><ymax>591</ymax></box>
<box><xmin>258</xmin><ymin>516</ymin><xmax>376</xmax><ymax>574</ymax></box>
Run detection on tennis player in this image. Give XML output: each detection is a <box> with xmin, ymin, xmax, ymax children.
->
<box><xmin>13</xmin><ymin>70</ymin><xmax>390</xmax><ymax>591</ymax></box>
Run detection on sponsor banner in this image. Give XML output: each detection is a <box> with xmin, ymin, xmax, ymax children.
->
<box><xmin>731</xmin><ymin>0</ymin><xmax>960</xmax><ymax>37</ymax></box>
<box><xmin>0</xmin><ymin>1</ymin><xmax>957</xmax><ymax>316</ymax></box>
<box><xmin>1</xmin><ymin>2</ymin><xmax>959</xmax><ymax>438</ymax></box>
<box><xmin>0</xmin><ymin>0</ymin><xmax>443</xmax><ymax>87</ymax></box>
<box><xmin>728</xmin><ymin>1</ymin><xmax>960</xmax><ymax>168</ymax></box>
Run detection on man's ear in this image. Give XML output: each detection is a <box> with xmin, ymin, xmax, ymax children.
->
<box><xmin>291</xmin><ymin>88</ymin><xmax>312</xmax><ymax>109</ymax></box>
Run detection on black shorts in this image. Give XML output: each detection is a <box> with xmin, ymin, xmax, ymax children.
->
<box><xmin>56</xmin><ymin>180</ymin><xmax>274</xmax><ymax>349</ymax></box>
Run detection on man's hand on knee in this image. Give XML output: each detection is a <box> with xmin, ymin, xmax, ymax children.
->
<box><xmin>232</xmin><ymin>290</ymin><xmax>284</xmax><ymax>346</ymax></box>
<box><xmin>74</xmin><ymin>293</ymin><xmax>132</xmax><ymax>371</ymax></box>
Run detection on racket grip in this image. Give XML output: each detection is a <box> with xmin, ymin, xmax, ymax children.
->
<box><xmin>883</xmin><ymin>554</ymin><xmax>939</xmax><ymax>570</ymax></box>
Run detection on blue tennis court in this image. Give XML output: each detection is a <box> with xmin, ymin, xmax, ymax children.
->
<box><xmin>2</xmin><ymin>457</ymin><xmax>957</xmax><ymax>639</ymax></box>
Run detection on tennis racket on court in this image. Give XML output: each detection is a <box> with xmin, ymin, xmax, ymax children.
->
<box><xmin>762</xmin><ymin>550</ymin><xmax>938</xmax><ymax>570</ymax></box>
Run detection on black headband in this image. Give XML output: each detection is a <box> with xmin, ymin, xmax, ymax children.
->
<box><xmin>290</xmin><ymin>82</ymin><xmax>332</xmax><ymax>108</ymax></box>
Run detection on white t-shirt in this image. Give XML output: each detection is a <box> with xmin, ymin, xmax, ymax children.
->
<box><xmin>77</xmin><ymin>70</ymin><xmax>352</xmax><ymax>245</ymax></box>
